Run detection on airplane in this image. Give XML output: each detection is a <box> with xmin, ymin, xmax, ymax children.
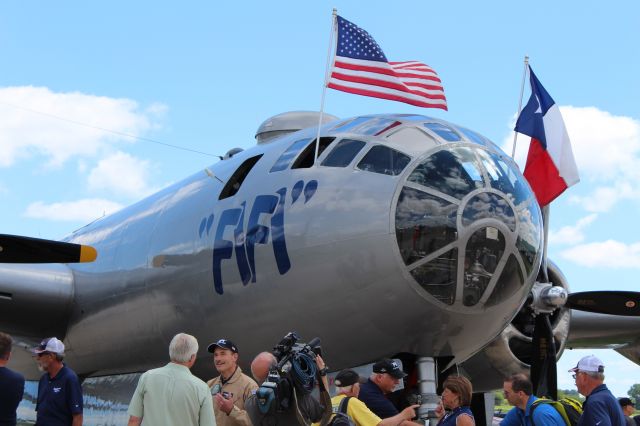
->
<box><xmin>2</xmin><ymin>110</ymin><xmax>640</xmax><ymax>425</ymax></box>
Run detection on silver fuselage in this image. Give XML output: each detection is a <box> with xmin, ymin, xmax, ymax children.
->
<box><xmin>5</xmin><ymin>114</ymin><xmax>543</xmax><ymax>380</ymax></box>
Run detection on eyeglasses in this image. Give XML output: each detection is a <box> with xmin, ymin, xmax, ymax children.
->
<box><xmin>572</xmin><ymin>371</ymin><xmax>584</xmax><ymax>380</ymax></box>
<box><xmin>36</xmin><ymin>352</ymin><xmax>52</xmax><ymax>357</ymax></box>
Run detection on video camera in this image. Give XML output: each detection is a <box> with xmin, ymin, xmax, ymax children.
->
<box><xmin>256</xmin><ymin>332</ymin><xmax>322</xmax><ymax>414</ymax></box>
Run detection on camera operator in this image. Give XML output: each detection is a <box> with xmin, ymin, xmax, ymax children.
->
<box><xmin>245</xmin><ymin>334</ymin><xmax>331</xmax><ymax>425</ymax></box>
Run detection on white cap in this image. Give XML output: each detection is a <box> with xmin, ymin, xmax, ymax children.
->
<box><xmin>568</xmin><ymin>355</ymin><xmax>604</xmax><ymax>373</ymax></box>
<box><xmin>33</xmin><ymin>337</ymin><xmax>65</xmax><ymax>355</ymax></box>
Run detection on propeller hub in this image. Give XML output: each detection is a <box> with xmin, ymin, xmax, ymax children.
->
<box><xmin>530</xmin><ymin>282</ymin><xmax>568</xmax><ymax>314</ymax></box>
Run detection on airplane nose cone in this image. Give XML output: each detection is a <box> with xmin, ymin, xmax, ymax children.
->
<box><xmin>394</xmin><ymin>144</ymin><xmax>543</xmax><ymax>311</ymax></box>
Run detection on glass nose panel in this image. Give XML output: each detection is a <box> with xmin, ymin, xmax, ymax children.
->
<box><xmin>486</xmin><ymin>254</ymin><xmax>524</xmax><ymax>307</ymax></box>
<box><xmin>395</xmin><ymin>187</ymin><xmax>458</xmax><ymax>265</ymax></box>
<box><xmin>463</xmin><ymin>227</ymin><xmax>505</xmax><ymax>306</ymax></box>
<box><xmin>462</xmin><ymin>192</ymin><xmax>516</xmax><ymax>231</ymax></box>
<box><xmin>409</xmin><ymin>248</ymin><xmax>458</xmax><ymax>305</ymax></box>
<box><xmin>407</xmin><ymin>147</ymin><xmax>484</xmax><ymax>200</ymax></box>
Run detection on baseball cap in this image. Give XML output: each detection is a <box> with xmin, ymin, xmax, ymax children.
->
<box><xmin>32</xmin><ymin>337</ymin><xmax>65</xmax><ymax>355</ymax></box>
<box><xmin>619</xmin><ymin>397</ymin><xmax>635</xmax><ymax>407</ymax></box>
<box><xmin>207</xmin><ymin>338</ymin><xmax>238</xmax><ymax>354</ymax></box>
<box><xmin>568</xmin><ymin>355</ymin><xmax>604</xmax><ymax>373</ymax></box>
<box><xmin>334</xmin><ymin>369</ymin><xmax>365</xmax><ymax>387</ymax></box>
<box><xmin>373</xmin><ymin>359</ymin><xmax>407</xmax><ymax>379</ymax></box>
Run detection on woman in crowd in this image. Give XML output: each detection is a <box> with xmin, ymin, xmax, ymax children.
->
<box><xmin>435</xmin><ymin>375</ymin><xmax>475</xmax><ymax>426</ymax></box>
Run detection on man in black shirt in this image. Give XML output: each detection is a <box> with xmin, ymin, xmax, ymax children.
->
<box><xmin>0</xmin><ymin>332</ymin><xmax>25</xmax><ymax>426</ymax></box>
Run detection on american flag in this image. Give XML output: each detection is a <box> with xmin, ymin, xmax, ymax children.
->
<box><xmin>327</xmin><ymin>15</ymin><xmax>447</xmax><ymax>110</ymax></box>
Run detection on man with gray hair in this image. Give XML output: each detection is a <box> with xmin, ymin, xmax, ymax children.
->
<box><xmin>1</xmin><ymin>332</ymin><xmax>25</xmax><ymax>426</ymax></box>
<box><xmin>127</xmin><ymin>333</ymin><xmax>216</xmax><ymax>426</ymax></box>
<box><xmin>570</xmin><ymin>355</ymin><xmax>625</xmax><ymax>426</ymax></box>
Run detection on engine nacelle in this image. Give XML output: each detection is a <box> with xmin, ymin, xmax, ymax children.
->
<box><xmin>458</xmin><ymin>260</ymin><xmax>571</xmax><ymax>392</ymax></box>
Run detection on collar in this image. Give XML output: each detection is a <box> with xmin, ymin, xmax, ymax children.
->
<box><xmin>167</xmin><ymin>362</ymin><xmax>192</xmax><ymax>373</ymax></box>
<box><xmin>587</xmin><ymin>384</ymin><xmax>608</xmax><ymax>398</ymax></box>
<box><xmin>523</xmin><ymin>395</ymin><xmax>537</xmax><ymax>416</ymax></box>
<box><xmin>366</xmin><ymin>378</ymin><xmax>385</xmax><ymax>394</ymax></box>
<box><xmin>47</xmin><ymin>364</ymin><xmax>66</xmax><ymax>380</ymax></box>
<box><xmin>221</xmin><ymin>366</ymin><xmax>242</xmax><ymax>384</ymax></box>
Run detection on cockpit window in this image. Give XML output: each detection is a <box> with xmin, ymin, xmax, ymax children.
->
<box><xmin>321</xmin><ymin>139</ymin><xmax>366</xmax><ymax>167</ymax></box>
<box><xmin>356</xmin><ymin>145</ymin><xmax>411</xmax><ymax>176</ymax></box>
<box><xmin>331</xmin><ymin>117</ymin><xmax>401</xmax><ymax>136</ymax></box>
<box><xmin>424</xmin><ymin>123</ymin><xmax>461</xmax><ymax>142</ymax></box>
<box><xmin>408</xmin><ymin>147</ymin><xmax>484</xmax><ymax>200</ymax></box>
<box><xmin>457</xmin><ymin>126</ymin><xmax>491</xmax><ymax>147</ymax></box>
<box><xmin>270</xmin><ymin>139</ymin><xmax>311</xmax><ymax>172</ymax></box>
<box><xmin>331</xmin><ymin>117</ymin><xmax>371</xmax><ymax>133</ymax></box>
<box><xmin>476</xmin><ymin>150</ymin><xmax>528</xmax><ymax>205</ymax></box>
<box><xmin>219</xmin><ymin>154</ymin><xmax>263</xmax><ymax>200</ymax></box>
<box><xmin>291</xmin><ymin>137</ymin><xmax>336</xmax><ymax>169</ymax></box>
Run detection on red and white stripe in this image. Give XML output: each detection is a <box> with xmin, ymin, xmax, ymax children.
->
<box><xmin>328</xmin><ymin>56</ymin><xmax>448</xmax><ymax>110</ymax></box>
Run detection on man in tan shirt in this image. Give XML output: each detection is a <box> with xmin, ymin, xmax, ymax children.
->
<box><xmin>206</xmin><ymin>338</ymin><xmax>258</xmax><ymax>426</ymax></box>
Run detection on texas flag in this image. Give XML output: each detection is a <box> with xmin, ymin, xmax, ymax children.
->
<box><xmin>515</xmin><ymin>66</ymin><xmax>579</xmax><ymax>206</ymax></box>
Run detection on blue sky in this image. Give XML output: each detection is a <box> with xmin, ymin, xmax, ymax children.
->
<box><xmin>1</xmin><ymin>2</ymin><xmax>639</xmax><ymax>397</ymax></box>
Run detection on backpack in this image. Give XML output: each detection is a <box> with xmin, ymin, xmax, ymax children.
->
<box><xmin>530</xmin><ymin>397</ymin><xmax>583</xmax><ymax>426</ymax></box>
<box><xmin>328</xmin><ymin>397</ymin><xmax>355</xmax><ymax>426</ymax></box>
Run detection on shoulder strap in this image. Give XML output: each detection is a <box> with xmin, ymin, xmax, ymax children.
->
<box><xmin>338</xmin><ymin>397</ymin><xmax>351</xmax><ymax>414</ymax></box>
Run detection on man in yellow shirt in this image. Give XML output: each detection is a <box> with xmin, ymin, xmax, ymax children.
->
<box><xmin>325</xmin><ymin>369</ymin><xmax>419</xmax><ymax>426</ymax></box>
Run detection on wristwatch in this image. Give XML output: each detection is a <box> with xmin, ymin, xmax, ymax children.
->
<box><xmin>318</xmin><ymin>367</ymin><xmax>328</xmax><ymax>376</ymax></box>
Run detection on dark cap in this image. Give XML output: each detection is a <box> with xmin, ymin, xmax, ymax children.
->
<box><xmin>207</xmin><ymin>339</ymin><xmax>238</xmax><ymax>354</ymax></box>
<box><xmin>373</xmin><ymin>359</ymin><xmax>407</xmax><ymax>379</ymax></box>
<box><xmin>619</xmin><ymin>397</ymin><xmax>635</xmax><ymax>407</ymax></box>
<box><xmin>334</xmin><ymin>369</ymin><xmax>365</xmax><ymax>387</ymax></box>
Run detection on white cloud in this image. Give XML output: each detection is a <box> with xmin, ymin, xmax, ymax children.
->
<box><xmin>24</xmin><ymin>199</ymin><xmax>124</xmax><ymax>222</ymax></box>
<box><xmin>560</xmin><ymin>240</ymin><xmax>640</xmax><ymax>268</ymax></box>
<box><xmin>87</xmin><ymin>151</ymin><xmax>156</xmax><ymax>198</ymax></box>
<box><xmin>0</xmin><ymin>86</ymin><xmax>166</xmax><ymax>167</ymax></box>
<box><xmin>550</xmin><ymin>214</ymin><xmax>598</xmax><ymax>245</ymax></box>
<box><xmin>504</xmin><ymin>107</ymin><xmax>640</xmax><ymax>213</ymax></box>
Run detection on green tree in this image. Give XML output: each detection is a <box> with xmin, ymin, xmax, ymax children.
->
<box><xmin>627</xmin><ymin>384</ymin><xmax>640</xmax><ymax>405</ymax></box>
<box><xmin>495</xmin><ymin>391</ymin><xmax>506</xmax><ymax>406</ymax></box>
<box><xmin>558</xmin><ymin>389</ymin><xmax>584</xmax><ymax>402</ymax></box>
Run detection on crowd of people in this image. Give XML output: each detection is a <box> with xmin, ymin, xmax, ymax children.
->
<box><xmin>0</xmin><ymin>331</ymin><xmax>636</xmax><ymax>426</ymax></box>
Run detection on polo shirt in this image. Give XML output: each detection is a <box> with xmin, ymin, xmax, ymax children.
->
<box><xmin>358</xmin><ymin>379</ymin><xmax>398</xmax><ymax>419</ymax></box>
<box><xmin>127</xmin><ymin>362</ymin><xmax>216</xmax><ymax>426</ymax></box>
<box><xmin>578</xmin><ymin>384</ymin><xmax>625</xmax><ymax>426</ymax></box>
<box><xmin>499</xmin><ymin>396</ymin><xmax>565</xmax><ymax>426</ymax></box>
<box><xmin>35</xmin><ymin>365</ymin><xmax>83</xmax><ymax>426</ymax></box>
<box><xmin>327</xmin><ymin>394</ymin><xmax>381</xmax><ymax>426</ymax></box>
<box><xmin>0</xmin><ymin>366</ymin><xmax>25</xmax><ymax>426</ymax></box>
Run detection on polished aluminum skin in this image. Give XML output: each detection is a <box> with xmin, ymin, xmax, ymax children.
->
<box><xmin>2</xmin><ymin>114</ymin><xmax>544</xmax><ymax>393</ymax></box>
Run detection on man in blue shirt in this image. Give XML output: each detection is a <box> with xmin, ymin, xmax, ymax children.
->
<box><xmin>33</xmin><ymin>337</ymin><xmax>83</xmax><ymax>426</ymax></box>
<box><xmin>358</xmin><ymin>359</ymin><xmax>422</xmax><ymax>426</ymax></box>
<box><xmin>0</xmin><ymin>332</ymin><xmax>25</xmax><ymax>426</ymax></box>
<box><xmin>500</xmin><ymin>373</ymin><xmax>566</xmax><ymax>426</ymax></box>
<box><xmin>570</xmin><ymin>355</ymin><xmax>625</xmax><ymax>426</ymax></box>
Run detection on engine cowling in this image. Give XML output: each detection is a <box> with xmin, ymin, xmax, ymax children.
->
<box><xmin>458</xmin><ymin>260</ymin><xmax>571</xmax><ymax>392</ymax></box>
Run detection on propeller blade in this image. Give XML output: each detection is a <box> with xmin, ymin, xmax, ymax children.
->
<box><xmin>0</xmin><ymin>234</ymin><xmax>97</xmax><ymax>264</ymax></box>
<box><xmin>567</xmin><ymin>291</ymin><xmax>640</xmax><ymax>316</ymax></box>
<box><xmin>530</xmin><ymin>313</ymin><xmax>557</xmax><ymax>400</ymax></box>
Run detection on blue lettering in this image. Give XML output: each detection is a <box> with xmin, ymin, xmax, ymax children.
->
<box><xmin>212</xmin><ymin>208</ymin><xmax>242</xmax><ymax>295</ymax></box>
<box><xmin>208</xmin><ymin>181</ymin><xmax>316</xmax><ymax>294</ymax></box>
<box><xmin>246</xmin><ymin>194</ymin><xmax>278</xmax><ymax>283</ymax></box>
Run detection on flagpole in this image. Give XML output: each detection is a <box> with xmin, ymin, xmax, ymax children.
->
<box><xmin>511</xmin><ymin>55</ymin><xmax>529</xmax><ymax>159</ymax></box>
<box><xmin>314</xmin><ymin>8</ymin><xmax>337</xmax><ymax>166</ymax></box>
